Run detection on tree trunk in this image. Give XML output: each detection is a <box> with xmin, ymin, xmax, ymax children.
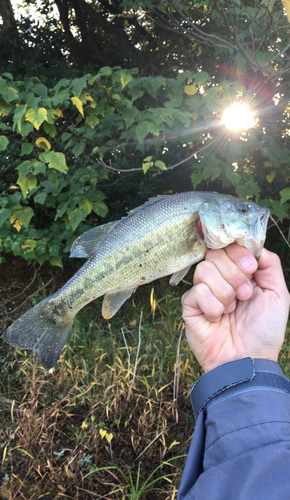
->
<box><xmin>0</xmin><ymin>0</ymin><xmax>16</xmax><ymax>32</ymax></box>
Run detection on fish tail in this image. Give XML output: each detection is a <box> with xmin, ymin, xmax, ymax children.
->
<box><xmin>1</xmin><ymin>296</ymin><xmax>74</xmax><ymax>370</ymax></box>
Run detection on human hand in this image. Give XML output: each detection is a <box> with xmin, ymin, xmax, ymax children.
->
<box><xmin>181</xmin><ymin>244</ymin><xmax>290</xmax><ymax>373</ymax></box>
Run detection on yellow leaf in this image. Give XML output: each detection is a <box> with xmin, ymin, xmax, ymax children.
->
<box><xmin>266</xmin><ymin>171</ymin><xmax>276</xmax><ymax>183</ymax></box>
<box><xmin>10</xmin><ymin>215</ymin><xmax>22</xmax><ymax>231</ymax></box>
<box><xmin>9</xmin><ymin>185</ymin><xmax>19</xmax><ymax>190</ymax></box>
<box><xmin>105</xmin><ymin>432</ymin><xmax>113</xmax><ymax>444</ymax></box>
<box><xmin>264</xmin><ymin>161</ymin><xmax>272</xmax><ymax>168</ymax></box>
<box><xmin>191</xmin><ymin>112</ymin><xmax>198</xmax><ymax>120</ymax></box>
<box><xmin>185</xmin><ymin>85</ymin><xmax>198</xmax><ymax>95</ymax></box>
<box><xmin>282</xmin><ymin>0</ymin><xmax>290</xmax><ymax>21</ymax></box>
<box><xmin>71</xmin><ymin>96</ymin><xmax>84</xmax><ymax>117</ymax></box>
<box><xmin>25</xmin><ymin>108</ymin><xmax>48</xmax><ymax>130</ymax></box>
<box><xmin>35</xmin><ymin>137</ymin><xmax>51</xmax><ymax>151</ymax></box>
<box><xmin>84</xmin><ymin>93</ymin><xmax>94</xmax><ymax>102</ymax></box>
<box><xmin>54</xmin><ymin>108</ymin><xmax>63</xmax><ymax>117</ymax></box>
<box><xmin>99</xmin><ymin>428</ymin><xmax>106</xmax><ymax>439</ymax></box>
<box><xmin>65</xmin><ymin>464</ymin><xmax>75</xmax><ymax>479</ymax></box>
<box><xmin>81</xmin><ymin>421</ymin><xmax>88</xmax><ymax>430</ymax></box>
<box><xmin>21</xmin><ymin>239</ymin><xmax>37</xmax><ymax>250</ymax></box>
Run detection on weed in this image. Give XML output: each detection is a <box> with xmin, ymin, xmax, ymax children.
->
<box><xmin>0</xmin><ymin>289</ymin><xmax>199</xmax><ymax>499</ymax></box>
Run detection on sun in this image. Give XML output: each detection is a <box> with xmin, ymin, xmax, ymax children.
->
<box><xmin>222</xmin><ymin>103</ymin><xmax>255</xmax><ymax>131</ymax></box>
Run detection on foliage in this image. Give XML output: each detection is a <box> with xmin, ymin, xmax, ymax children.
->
<box><xmin>0</xmin><ymin>0</ymin><xmax>290</xmax><ymax>268</ymax></box>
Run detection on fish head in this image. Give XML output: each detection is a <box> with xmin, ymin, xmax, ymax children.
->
<box><xmin>199</xmin><ymin>198</ymin><xmax>270</xmax><ymax>258</ymax></box>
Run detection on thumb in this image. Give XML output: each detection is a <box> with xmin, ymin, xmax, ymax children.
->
<box><xmin>254</xmin><ymin>249</ymin><xmax>290</xmax><ymax>301</ymax></box>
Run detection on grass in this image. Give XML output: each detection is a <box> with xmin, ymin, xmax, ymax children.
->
<box><xmin>1</xmin><ymin>274</ymin><xmax>290</xmax><ymax>500</ymax></box>
<box><xmin>0</xmin><ymin>284</ymin><xmax>203</xmax><ymax>500</ymax></box>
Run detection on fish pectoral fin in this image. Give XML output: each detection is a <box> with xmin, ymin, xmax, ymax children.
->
<box><xmin>102</xmin><ymin>288</ymin><xmax>136</xmax><ymax>319</ymax></box>
<box><xmin>174</xmin><ymin>239</ymin><xmax>197</xmax><ymax>258</ymax></box>
<box><xmin>70</xmin><ymin>221</ymin><xmax>118</xmax><ymax>258</ymax></box>
<box><xmin>169</xmin><ymin>266</ymin><xmax>191</xmax><ymax>286</ymax></box>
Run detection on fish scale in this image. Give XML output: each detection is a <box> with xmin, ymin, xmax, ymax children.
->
<box><xmin>1</xmin><ymin>191</ymin><xmax>269</xmax><ymax>369</ymax></box>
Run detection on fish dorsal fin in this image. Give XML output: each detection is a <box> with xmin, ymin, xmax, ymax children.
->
<box><xmin>126</xmin><ymin>195</ymin><xmax>169</xmax><ymax>217</ymax></box>
<box><xmin>102</xmin><ymin>288</ymin><xmax>136</xmax><ymax>319</ymax></box>
<box><xmin>70</xmin><ymin>221</ymin><xmax>118</xmax><ymax>258</ymax></box>
<box><xmin>169</xmin><ymin>266</ymin><xmax>191</xmax><ymax>286</ymax></box>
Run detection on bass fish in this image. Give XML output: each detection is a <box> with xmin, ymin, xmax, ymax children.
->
<box><xmin>1</xmin><ymin>192</ymin><xmax>269</xmax><ymax>369</ymax></box>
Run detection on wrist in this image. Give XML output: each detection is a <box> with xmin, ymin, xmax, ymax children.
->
<box><xmin>191</xmin><ymin>357</ymin><xmax>289</xmax><ymax>419</ymax></box>
<box><xmin>203</xmin><ymin>354</ymin><xmax>279</xmax><ymax>374</ymax></box>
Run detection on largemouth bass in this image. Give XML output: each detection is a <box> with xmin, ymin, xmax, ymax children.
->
<box><xmin>1</xmin><ymin>191</ymin><xmax>269</xmax><ymax>369</ymax></box>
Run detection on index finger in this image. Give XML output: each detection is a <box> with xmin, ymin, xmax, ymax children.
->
<box><xmin>205</xmin><ymin>244</ymin><xmax>257</xmax><ymax>301</ymax></box>
<box><xmin>224</xmin><ymin>243</ymin><xmax>258</xmax><ymax>274</ymax></box>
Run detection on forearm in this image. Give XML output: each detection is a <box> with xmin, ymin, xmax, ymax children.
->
<box><xmin>178</xmin><ymin>358</ymin><xmax>290</xmax><ymax>500</ymax></box>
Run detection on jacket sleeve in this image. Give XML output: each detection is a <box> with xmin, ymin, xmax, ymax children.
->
<box><xmin>178</xmin><ymin>358</ymin><xmax>290</xmax><ymax>500</ymax></box>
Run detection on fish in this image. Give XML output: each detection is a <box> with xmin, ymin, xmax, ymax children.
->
<box><xmin>1</xmin><ymin>191</ymin><xmax>270</xmax><ymax>370</ymax></box>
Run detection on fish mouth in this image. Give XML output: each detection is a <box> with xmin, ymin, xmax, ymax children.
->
<box><xmin>239</xmin><ymin>208</ymin><xmax>270</xmax><ymax>258</ymax></box>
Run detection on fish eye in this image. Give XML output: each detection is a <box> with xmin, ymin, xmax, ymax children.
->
<box><xmin>238</xmin><ymin>203</ymin><xmax>250</xmax><ymax>214</ymax></box>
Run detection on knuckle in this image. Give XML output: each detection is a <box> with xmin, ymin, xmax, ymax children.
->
<box><xmin>271</xmin><ymin>252</ymin><xmax>281</xmax><ymax>266</ymax></box>
<box><xmin>195</xmin><ymin>260</ymin><xmax>213</xmax><ymax>279</ymax></box>
<box><xmin>205</xmin><ymin>248</ymin><xmax>224</xmax><ymax>261</ymax></box>
<box><xmin>219</xmin><ymin>287</ymin><xmax>234</xmax><ymax>304</ymax></box>
<box><xmin>214</xmin><ymin>304</ymin><xmax>224</xmax><ymax>317</ymax></box>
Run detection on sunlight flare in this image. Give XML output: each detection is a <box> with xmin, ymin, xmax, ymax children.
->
<box><xmin>222</xmin><ymin>103</ymin><xmax>255</xmax><ymax>131</ymax></box>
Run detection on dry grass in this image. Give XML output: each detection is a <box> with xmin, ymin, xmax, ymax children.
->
<box><xmin>1</xmin><ymin>281</ymin><xmax>290</xmax><ymax>500</ymax></box>
<box><xmin>0</xmin><ymin>290</ymin><xmax>203</xmax><ymax>500</ymax></box>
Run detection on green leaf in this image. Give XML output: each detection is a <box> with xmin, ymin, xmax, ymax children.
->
<box><xmin>13</xmin><ymin>104</ymin><xmax>26</xmax><ymax>131</ymax></box>
<box><xmin>79</xmin><ymin>197</ymin><xmax>93</xmax><ymax>214</ymax></box>
<box><xmin>20</xmin><ymin>122</ymin><xmax>34</xmax><ymax>138</ymax></box>
<box><xmin>97</xmin><ymin>67</ymin><xmax>112</xmax><ymax>77</ymax></box>
<box><xmin>49</xmin><ymin>255</ymin><xmax>63</xmax><ymax>267</ymax></box>
<box><xmin>136</xmin><ymin>122</ymin><xmax>149</xmax><ymax>142</ymax></box>
<box><xmin>14</xmin><ymin>207</ymin><xmax>34</xmax><ymax>228</ymax></box>
<box><xmin>280</xmin><ymin>188</ymin><xmax>290</xmax><ymax>204</ymax></box>
<box><xmin>18</xmin><ymin>173</ymin><xmax>37</xmax><ymax>198</ymax></box>
<box><xmin>33</xmin><ymin>83</ymin><xmax>48</xmax><ymax>98</ymax></box>
<box><xmin>0</xmin><ymin>79</ymin><xmax>18</xmax><ymax>102</ymax></box>
<box><xmin>33</xmin><ymin>162</ymin><xmax>46</xmax><ymax>175</ymax></box>
<box><xmin>17</xmin><ymin>160</ymin><xmax>33</xmax><ymax>183</ymax></box>
<box><xmin>150</xmin><ymin>76</ymin><xmax>166</xmax><ymax>94</ymax></box>
<box><xmin>120</xmin><ymin>72</ymin><xmax>134</xmax><ymax>89</ymax></box>
<box><xmin>34</xmin><ymin>191</ymin><xmax>47</xmax><ymax>205</ymax></box>
<box><xmin>43</xmin><ymin>122</ymin><xmax>57</xmax><ymax>137</ymax></box>
<box><xmin>0</xmin><ymin>97</ymin><xmax>12</xmax><ymax>117</ymax></box>
<box><xmin>0</xmin><ymin>135</ymin><xmax>8</xmax><ymax>151</ymax></box>
<box><xmin>68</xmin><ymin>208</ymin><xmax>87</xmax><ymax>231</ymax></box>
<box><xmin>0</xmin><ymin>208</ymin><xmax>12</xmax><ymax>228</ymax></box>
<box><xmin>142</xmin><ymin>161</ymin><xmax>153</xmax><ymax>174</ymax></box>
<box><xmin>129</xmin><ymin>88</ymin><xmax>144</xmax><ymax>102</ymax></box>
<box><xmin>71</xmin><ymin>76</ymin><xmax>88</xmax><ymax>97</ymax></box>
<box><xmin>155</xmin><ymin>160</ymin><xmax>166</xmax><ymax>170</ymax></box>
<box><xmin>62</xmin><ymin>132</ymin><xmax>72</xmax><ymax>143</ymax></box>
<box><xmin>39</xmin><ymin>151</ymin><xmax>68</xmax><ymax>173</ymax></box>
<box><xmin>72</xmin><ymin>141</ymin><xmax>86</xmax><ymax>158</ymax></box>
<box><xmin>194</xmin><ymin>71</ymin><xmax>210</xmax><ymax>85</ymax></box>
<box><xmin>93</xmin><ymin>201</ymin><xmax>108</xmax><ymax>217</ymax></box>
<box><xmin>20</xmin><ymin>142</ymin><xmax>34</xmax><ymax>156</ymax></box>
